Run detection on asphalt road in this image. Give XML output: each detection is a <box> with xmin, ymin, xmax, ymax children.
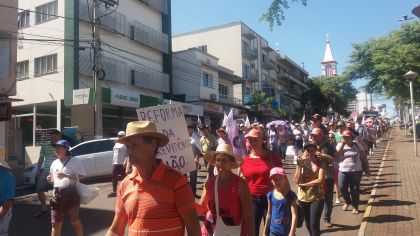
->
<box><xmin>9</xmin><ymin>144</ymin><xmax>384</xmax><ymax>236</ymax></box>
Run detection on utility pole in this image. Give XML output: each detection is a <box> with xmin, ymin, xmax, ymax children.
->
<box><xmin>91</xmin><ymin>0</ymin><xmax>103</xmax><ymax>138</ymax></box>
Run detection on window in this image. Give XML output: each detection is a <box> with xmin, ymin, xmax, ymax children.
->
<box><xmin>34</xmin><ymin>54</ymin><xmax>57</xmax><ymax>76</ymax></box>
<box><xmin>18</xmin><ymin>10</ymin><xmax>30</xmax><ymax>28</ymax></box>
<box><xmin>71</xmin><ymin>142</ymin><xmax>96</xmax><ymax>156</ymax></box>
<box><xmin>202</xmin><ymin>72</ymin><xmax>214</xmax><ymax>88</ymax></box>
<box><xmin>219</xmin><ymin>84</ymin><xmax>228</xmax><ymax>100</ymax></box>
<box><xmin>262</xmin><ymin>54</ymin><xmax>266</xmax><ymax>63</ymax></box>
<box><xmin>0</xmin><ymin>35</ymin><xmax>11</xmax><ymax>77</ymax></box>
<box><xmin>94</xmin><ymin>140</ymin><xmax>115</xmax><ymax>153</ymax></box>
<box><xmin>35</xmin><ymin>1</ymin><xmax>58</xmax><ymax>24</ymax></box>
<box><xmin>17</xmin><ymin>61</ymin><xmax>29</xmax><ymax>80</ymax></box>
<box><xmin>262</xmin><ymin>74</ymin><xmax>268</xmax><ymax>81</ymax></box>
<box><xmin>242</xmin><ymin>64</ymin><xmax>250</xmax><ymax>79</ymax></box>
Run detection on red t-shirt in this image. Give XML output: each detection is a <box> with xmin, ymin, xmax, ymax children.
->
<box><xmin>241</xmin><ymin>151</ymin><xmax>282</xmax><ymax>196</ymax></box>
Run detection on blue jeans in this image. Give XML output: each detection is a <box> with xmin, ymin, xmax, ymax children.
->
<box><xmin>338</xmin><ymin>171</ymin><xmax>363</xmax><ymax>210</ymax></box>
<box><xmin>323</xmin><ymin>178</ymin><xmax>334</xmax><ymax>222</ymax></box>
<box><xmin>252</xmin><ymin>196</ymin><xmax>268</xmax><ymax>236</ymax></box>
<box><xmin>279</xmin><ymin>143</ymin><xmax>287</xmax><ymax>159</ymax></box>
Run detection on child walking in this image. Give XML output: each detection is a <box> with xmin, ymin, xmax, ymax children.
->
<box><xmin>264</xmin><ymin>167</ymin><xmax>298</xmax><ymax>236</ymax></box>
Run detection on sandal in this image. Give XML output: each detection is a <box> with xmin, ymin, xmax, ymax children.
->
<box><xmin>34</xmin><ymin>210</ymin><xmax>48</xmax><ymax>217</ymax></box>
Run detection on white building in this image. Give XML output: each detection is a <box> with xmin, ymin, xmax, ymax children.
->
<box><xmin>11</xmin><ymin>0</ymin><xmax>170</xmax><ymax>169</ymax></box>
<box><xmin>347</xmin><ymin>92</ymin><xmax>372</xmax><ymax>113</ymax></box>
<box><xmin>173</xmin><ymin>47</ymin><xmax>243</xmax><ymax>130</ymax></box>
<box><xmin>172</xmin><ymin>22</ymin><xmax>309</xmax><ymax>118</ymax></box>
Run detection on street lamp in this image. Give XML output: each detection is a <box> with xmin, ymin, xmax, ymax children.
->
<box><xmin>403</xmin><ymin>70</ymin><xmax>418</xmax><ymax>157</ymax></box>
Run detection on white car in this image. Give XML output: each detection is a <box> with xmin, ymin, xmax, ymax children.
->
<box><xmin>23</xmin><ymin>138</ymin><xmax>117</xmax><ymax>186</ymax></box>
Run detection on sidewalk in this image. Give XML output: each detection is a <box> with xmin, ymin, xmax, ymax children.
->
<box><xmin>360</xmin><ymin>128</ymin><xmax>420</xmax><ymax>236</ymax></box>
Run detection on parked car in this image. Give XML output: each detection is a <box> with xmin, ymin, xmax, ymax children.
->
<box><xmin>23</xmin><ymin>138</ymin><xmax>117</xmax><ymax>186</ymax></box>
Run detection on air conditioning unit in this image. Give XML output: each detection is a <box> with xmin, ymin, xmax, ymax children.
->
<box><xmin>210</xmin><ymin>93</ymin><xmax>217</xmax><ymax>100</ymax></box>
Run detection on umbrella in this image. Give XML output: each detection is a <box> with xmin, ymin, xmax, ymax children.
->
<box><xmin>266</xmin><ymin>120</ymin><xmax>286</xmax><ymax>128</ymax></box>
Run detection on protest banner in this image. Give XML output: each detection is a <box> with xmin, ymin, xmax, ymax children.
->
<box><xmin>136</xmin><ymin>103</ymin><xmax>195</xmax><ymax>174</ymax></box>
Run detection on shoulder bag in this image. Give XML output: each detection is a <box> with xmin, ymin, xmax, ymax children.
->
<box><xmin>213</xmin><ymin>175</ymin><xmax>241</xmax><ymax>236</ymax></box>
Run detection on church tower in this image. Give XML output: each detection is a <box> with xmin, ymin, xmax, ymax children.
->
<box><xmin>321</xmin><ymin>34</ymin><xmax>337</xmax><ymax>77</ymax></box>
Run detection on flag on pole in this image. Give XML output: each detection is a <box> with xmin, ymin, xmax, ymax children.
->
<box><xmin>222</xmin><ymin>112</ymin><xmax>228</xmax><ymax>127</ymax></box>
<box><xmin>197</xmin><ymin>115</ymin><xmax>202</xmax><ymax>128</ymax></box>
<box><xmin>228</xmin><ymin>119</ymin><xmax>244</xmax><ymax>157</ymax></box>
<box><xmin>245</xmin><ymin>116</ymin><xmax>251</xmax><ymax>129</ymax></box>
<box><xmin>225</xmin><ymin>109</ymin><xmax>234</xmax><ymax>132</ymax></box>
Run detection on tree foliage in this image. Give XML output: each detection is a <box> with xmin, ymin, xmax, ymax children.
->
<box><xmin>302</xmin><ymin>76</ymin><xmax>358</xmax><ymax>115</ymax></box>
<box><xmin>260</xmin><ymin>0</ymin><xmax>307</xmax><ymax>30</ymax></box>
<box><xmin>343</xmin><ymin>21</ymin><xmax>420</xmax><ymax>103</ymax></box>
<box><xmin>247</xmin><ymin>91</ymin><xmax>275</xmax><ymax>112</ymax></box>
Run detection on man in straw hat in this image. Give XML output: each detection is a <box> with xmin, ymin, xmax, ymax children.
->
<box><xmin>106</xmin><ymin>121</ymin><xmax>200</xmax><ymax>236</ymax></box>
<box><xmin>0</xmin><ymin>146</ymin><xmax>15</xmax><ymax>235</ymax></box>
<box><xmin>107</xmin><ymin>131</ymin><xmax>128</xmax><ymax>198</ymax></box>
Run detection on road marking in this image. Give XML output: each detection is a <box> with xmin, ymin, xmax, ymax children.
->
<box><xmin>358</xmin><ymin>130</ymin><xmax>393</xmax><ymax>236</ymax></box>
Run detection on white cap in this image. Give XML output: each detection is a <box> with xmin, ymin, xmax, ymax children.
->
<box><xmin>117</xmin><ymin>131</ymin><xmax>126</xmax><ymax>136</ymax></box>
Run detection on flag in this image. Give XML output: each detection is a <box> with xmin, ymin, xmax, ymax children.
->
<box><xmin>225</xmin><ymin>109</ymin><xmax>234</xmax><ymax>132</ymax></box>
<box><xmin>222</xmin><ymin>112</ymin><xmax>228</xmax><ymax>127</ymax></box>
<box><xmin>228</xmin><ymin>119</ymin><xmax>244</xmax><ymax>157</ymax></box>
<box><xmin>197</xmin><ymin>115</ymin><xmax>202</xmax><ymax>128</ymax></box>
<box><xmin>245</xmin><ymin>116</ymin><xmax>251</xmax><ymax>129</ymax></box>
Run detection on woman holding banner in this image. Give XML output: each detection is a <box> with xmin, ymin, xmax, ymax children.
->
<box><xmin>240</xmin><ymin>129</ymin><xmax>282</xmax><ymax>235</ymax></box>
<box><xmin>196</xmin><ymin>144</ymin><xmax>255</xmax><ymax>236</ymax></box>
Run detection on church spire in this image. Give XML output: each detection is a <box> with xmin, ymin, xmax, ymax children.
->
<box><xmin>321</xmin><ymin>33</ymin><xmax>338</xmax><ymax>77</ymax></box>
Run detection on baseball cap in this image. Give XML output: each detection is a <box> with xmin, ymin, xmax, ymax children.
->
<box><xmin>55</xmin><ymin>140</ymin><xmax>70</xmax><ymax>149</ymax></box>
<box><xmin>303</xmin><ymin>141</ymin><xmax>317</xmax><ymax>149</ymax></box>
<box><xmin>117</xmin><ymin>131</ymin><xmax>126</xmax><ymax>136</ymax></box>
<box><xmin>337</xmin><ymin>121</ymin><xmax>345</xmax><ymax>127</ymax></box>
<box><xmin>50</xmin><ymin>129</ymin><xmax>61</xmax><ymax>135</ymax></box>
<box><xmin>270</xmin><ymin>167</ymin><xmax>286</xmax><ymax>178</ymax></box>
<box><xmin>342</xmin><ymin>130</ymin><xmax>353</xmax><ymax>137</ymax></box>
<box><xmin>245</xmin><ymin>129</ymin><xmax>262</xmax><ymax>138</ymax></box>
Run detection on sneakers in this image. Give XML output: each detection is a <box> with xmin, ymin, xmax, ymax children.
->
<box><xmin>342</xmin><ymin>204</ymin><xmax>349</xmax><ymax>211</ymax></box>
<box><xmin>107</xmin><ymin>192</ymin><xmax>117</xmax><ymax>198</ymax></box>
<box><xmin>352</xmin><ymin>209</ymin><xmax>359</xmax><ymax>215</ymax></box>
<box><xmin>324</xmin><ymin>222</ymin><xmax>333</xmax><ymax>228</ymax></box>
<box><xmin>335</xmin><ymin>199</ymin><xmax>342</xmax><ymax>205</ymax></box>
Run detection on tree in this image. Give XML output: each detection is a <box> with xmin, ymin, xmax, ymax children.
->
<box><xmin>344</xmin><ymin>21</ymin><xmax>420</xmax><ymax>103</ymax></box>
<box><xmin>246</xmin><ymin>91</ymin><xmax>275</xmax><ymax>112</ymax></box>
<box><xmin>260</xmin><ymin>0</ymin><xmax>307</xmax><ymax>30</ymax></box>
<box><xmin>302</xmin><ymin>76</ymin><xmax>358</xmax><ymax>115</ymax></box>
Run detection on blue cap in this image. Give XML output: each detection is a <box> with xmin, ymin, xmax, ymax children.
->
<box><xmin>55</xmin><ymin>140</ymin><xmax>70</xmax><ymax>149</ymax></box>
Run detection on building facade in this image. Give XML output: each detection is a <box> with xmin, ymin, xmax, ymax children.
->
<box><xmin>321</xmin><ymin>34</ymin><xmax>337</xmax><ymax>78</ymax></box>
<box><xmin>11</xmin><ymin>0</ymin><xmax>170</xmax><ymax>169</ymax></box>
<box><xmin>172</xmin><ymin>22</ymin><xmax>309</xmax><ymax>118</ymax></box>
<box><xmin>173</xmin><ymin>47</ymin><xmax>244</xmax><ymax>131</ymax></box>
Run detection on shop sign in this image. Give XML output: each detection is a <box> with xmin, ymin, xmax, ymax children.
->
<box><xmin>163</xmin><ymin>100</ymin><xmax>203</xmax><ymax>116</ymax></box>
<box><xmin>0</xmin><ymin>102</ymin><xmax>11</xmax><ymax>121</ymax></box>
<box><xmin>136</xmin><ymin>103</ymin><xmax>195</xmax><ymax>174</ymax></box>
<box><xmin>205</xmin><ymin>102</ymin><xmax>221</xmax><ymax>113</ymax></box>
<box><xmin>111</xmin><ymin>88</ymin><xmax>140</xmax><ymax>108</ymax></box>
<box><xmin>73</xmin><ymin>88</ymin><xmax>93</xmax><ymax>105</ymax></box>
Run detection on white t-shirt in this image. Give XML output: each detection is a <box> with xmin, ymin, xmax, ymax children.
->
<box><xmin>49</xmin><ymin>157</ymin><xmax>87</xmax><ymax>186</ymax></box>
<box><xmin>113</xmin><ymin>142</ymin><xmax>127</xmax><ymax>165</ymax></box>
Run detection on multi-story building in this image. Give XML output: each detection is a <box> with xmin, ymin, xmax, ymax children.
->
<box><xmin>11</xmin><ymin>0</ymin><xmax>170</xmax><ymax>169</ymax></box>
<box><xmin>172</xmin><ymin>22</ymin><xmax>309</xmax><ymax>119</ymax></box>
<box><xmin>173</xmin><ymin>47</ymin><xmax>244</xmax><ymax>131</ymax></box>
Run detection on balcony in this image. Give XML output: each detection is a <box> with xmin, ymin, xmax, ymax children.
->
<box><xmin>79</xmin><ymin>0</ymin><xmax>126</xmax><ymax>35</ymax></box>
<box><xmin>141</xmin><ymin>0</ymin><xmax>168</xmax><ymax>14</ymax></box>
<box><xmin>79</xmin><ymin>54</ymin><xmax>128</xmax><ymax>84</ymax></box>
<box><xmin>242</xmin><ymin>48</ymin><xmax>258</xmax><ymax>60</ymax></box>
<box><xmin>244</xmin><ymin>71</ymin><xmax>258</xmax><ymax>82</ymax></box>
<box><xmin>130</xmin><ymin>21</ymin><xmax>169</xmax><ymax>53</ymax></box>
<box><xmin>242</xmin><ymin>28</ymin><xmax>257</xmax><ymax>40</ymax></box>
<box><xmin>219</xmin><ymin>95</ymin><xmax>243</xmax><ymax>106</ymax></box>
<box><xmin>262</xmin><ymin>60</ymin><xmax>275</xmax><ymax>70</ymax></box>
<box><xmin>261</xmin><ymin>79</ymin><xmax>276</xmax><ymax>89</ymax></box>
<box><xmin>276</xmin><ymin>70</ymin><xmax>288</xmax><ymax>80</ymax></box>
<box><xmin>132</xmin><ymin>65</ymin><xmax>169</xmax><ymax>93</ymax></box>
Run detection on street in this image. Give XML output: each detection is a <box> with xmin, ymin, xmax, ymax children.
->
<box><xmin>9</xmin><ymin>140</ymin><xmax>386</xmax><ymax>236</ymax></box>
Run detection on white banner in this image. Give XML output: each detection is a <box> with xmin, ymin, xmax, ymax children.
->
<box><xmin>136</xmin><ymin>104</ymin><xmax>195</xmax><ymax>174</ymax></box>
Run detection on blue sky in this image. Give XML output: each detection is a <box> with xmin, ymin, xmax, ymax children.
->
<box><xmin>171</xmin><ymin>0</ymin><xmax>419</xmax><ymax>116</ymax></box>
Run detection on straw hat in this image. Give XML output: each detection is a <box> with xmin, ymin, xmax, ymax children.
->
<box><xmin>0</xmin><ymin>146</ymin><xmax>11</xmax><ymax>169</ymax></box>
<box><xmin>117</xmin><ymin>121</ymin><xmax>169</xmax><ymax>147</ymax></box>
<box><xmin>204</xmin><ymin>144</ymin><xmax>242</xmax><ymax>168</ymax></box>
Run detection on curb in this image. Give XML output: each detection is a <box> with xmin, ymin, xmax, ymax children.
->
<box><xmin>357</xmin><ymin>130</ymin><xmax>393</xmax><ymax>236</ymax></box>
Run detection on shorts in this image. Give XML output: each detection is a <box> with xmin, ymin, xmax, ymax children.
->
<box><xmin>36</xmin><ymin>169</ymin><xmax>53</xmax><ymax>192</ymax></box>
<box><xmin>112</xmin><ymin>164</ymin><xmax>126</xmax><ymax>181</ymax></box>
<box><xmin>51</xmin><ymin>204</ymin><xmax>80</xmax><ymax>224</ymax></box>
